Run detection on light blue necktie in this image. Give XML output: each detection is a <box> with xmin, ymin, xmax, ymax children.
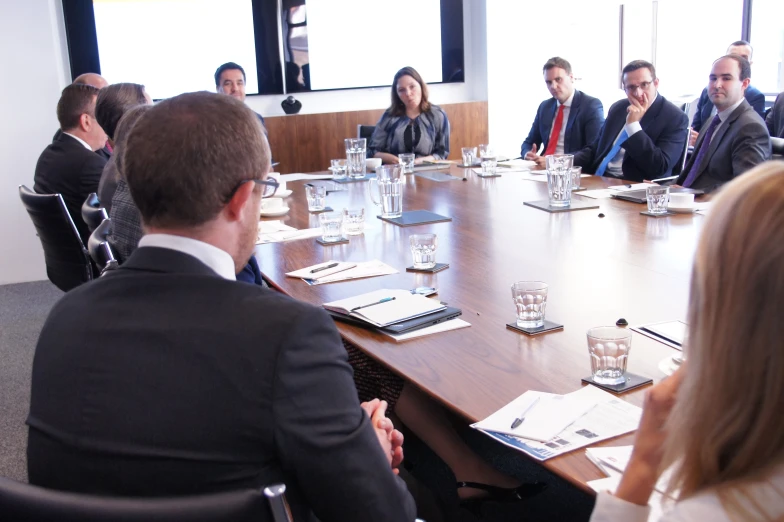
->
<box><xmin>595</xmin><ymin>129</ymin><xmax>629</xmax><ymax>177</ymax></box>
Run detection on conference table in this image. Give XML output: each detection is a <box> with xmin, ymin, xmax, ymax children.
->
<box><xmin>253</xmin><ymin>164</ymin><xmax>702</xmax><ymax>494</ymax></box>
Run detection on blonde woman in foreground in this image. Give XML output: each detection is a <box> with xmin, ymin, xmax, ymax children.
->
<box><xmin>591</xmin><ymin>160</ymin><xmax>784</xmax><ymax>522</ymax></box>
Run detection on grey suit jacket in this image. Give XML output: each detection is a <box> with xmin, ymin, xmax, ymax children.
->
<box><xmin>677</xmin><ymin>99</ymin><xmax>771</xmax><ymax>192</ymax></box>
<box><xmin>767</xmin><ymin>92</ymin><xmax>784</xmax><ymax>139</ymax></box>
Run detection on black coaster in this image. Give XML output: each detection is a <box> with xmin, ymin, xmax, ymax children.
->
<box><xmin>640</xmin><ymin>211</ymin><xmax>676</xmax><ymax>217</ymax></box>
<box><xmin>406</xmin><ymin>263</ymin><xmax>449</xmax><ymax>273</ymax></box>
<box><xmin>332</xmin><ymin>174</ymin><xmax>376</xmax><ymax>184</ymax></box>
<box><xmin>523</xmin><ymin>199</ymin><xmax>600</xmax><ymax>213</ymax></box>
<box><xmin>308</xmin><ymin>206</ymin><xmax>334</xmax><ymax>214</ymax></box>
<box><xmin>378</xmin><ymin>210</ymin><xmax>452</xmax><ymax>227</ymax></box>
<box><xmin>316</xmin><ymin>236</ymin><xmax>349</xmax><ymax>246</ymax></box>
<box><xmin>581</xmin><ymin>372</ymin><xmax>653</xmax><ymax>394</ymax></box>
<box><xmin>414</xmin><ymin>171</ymin><xmax>461</xmax><ymax>182</ymax></box>
<box><xmin>506</xmin><ymin>320</ymin><xmax>564</xmax><ymax>336</ymax></box>
<box><xmin>457</xmin><ymin>162</ymin><xmax>481</xmax><ymax>168</ymax></box>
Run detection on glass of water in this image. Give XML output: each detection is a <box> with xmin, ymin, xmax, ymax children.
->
<box><xmin>398</xmin><ymin>153</ymin><xmax>415</xmax><ymax>174</ymax></box>
<box><xmin>546</xmin><ymin>170</ymin><xmax>572</xmax><ymax>207</ymax></box>
<box><xmin>461</xmin><ymin>147</ymin><xmax>477</xmax><ymax>166</ymax></box>
<box><xmin>305</xmin><ymin>184</ymin><xmax>326</xmax><ymax>212</ymax></box>
<box><xmin>480</xmin><ymin>154</ymin><xmax>497</xmax><ymax>177</ymax></box>
<box><xmin>344</xmin><ymin>138</ymin><xmax>367</xmax><ymax>179</ymax></box>
<box><xmin>511</xmin><ymin>281</ymin><xmax>548</xmax><ymax>328</ymax></box>
<box><xmin>410</xmin><ymin>233</ymin><xmax>437</xmax><ymax>269</ymax></box>
<box><xmin>369</xmin><ymin>164</ymin><xmax>403</xmax><ymax>218</ymax></box>
<box><xmin>342</xmin><ymin>208</ymin><xmax>365</xmax><ymax>235</ymax></box>
<box><xmin>587</xmin><ymin>326</ymin><xmax>632</xmax><ymax>385</ymax></box>
<box><xmin>478</xmin><ymin>144</ymin><xmax>492</xmax><ymax>158</ymax></box>
<box><xmin>330</xmin><ymin>159</ymin><xmax>348</xmax><ymax>180</ymax></box>
<box><xmin>571</xmin><ymin>166</ymin><xmax>582</xmax><ymax>190</ymax></box>
<box><xmin>545</xmin><ymin>154</ymin><xmax>574</xmax><ymax>172</ymax></box>
<box><xmin>319</xmin><ymin>212</ymin><xmax>344</xmax><ymax>242</ymax></box>
<box><xmin>646</xmin><ymin>185</ymin><xmax>670</xmax><ymax>214</ymax></box>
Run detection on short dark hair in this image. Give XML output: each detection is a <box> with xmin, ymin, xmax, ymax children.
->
<box><xmin>113</xmin><ymin>104</ymin><xmax>153</xmax><ymax>180</ymax></box>
<box><xmin>56</xmin><ymin>84</ymin><xmax>99</xmax><ymax>131</ymax></box>
<box><xmin>123</xmin><ymin>92</ymin><xmax>269</xmax><ymax>229</ymax></box>
<box><xmin>543</xmin><ymin>57</ymin><xmax>572</xmax><ymax>75</ymax></box>
<box><xmin>389</xmin><ymin>66</ymin><xmax>431</xmax><ymax>117</ymax></box>
<box><xmin>728</xmin><ymin>40</ymin><xmax>753</xmax><ymax>55</ymax></box>
<box><xmin>95</xmin><ymin>83</ymin><xmax>148</xmax><ymax>140</ymax></box>
<box><xmin>622</xmin><ymin>60</ymin><xmax>657</xmax><ymax>81</ymax></box>
<box><xmin>214</xmin><ymin>62</ymin><xmax>246</xmax><ymax>87</ymax></box>
<box><xmin>716</xmin><ymin>54</ymin><xmax>752</xmax><ymax>81</ymax></box>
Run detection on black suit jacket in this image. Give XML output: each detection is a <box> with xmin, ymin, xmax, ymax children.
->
<box><xmin>520</xmin><ymin>90</ymin><xmax>605</xmax><ymax>157</ymax></box>
<box><xmin>34</xmin><ymin>133</ymin><xmax>107</xmax><ymax>243</ymax></box>
<box><xmin>573</xmin><ymin>94</ymin><xmax>689</xmax><ymax>182</ymax></box>
<box><xmin>692</xmin><ymin>85</ymin><xmax>766</xmax><ymax>131</ymax></box>
<box><xmin>767</xmin><ymin>91</ymin><xmax>784</xmax><ymax>139</ymax></box>
<box><xmin>677</xmin><ymin>99</ymin><xmax>771</xmax><ymax>192</ymax></box>
<box><xmin>27</xmin><ymin>247</ymin><xmax>415</xmax><ymax>522</ymax></box>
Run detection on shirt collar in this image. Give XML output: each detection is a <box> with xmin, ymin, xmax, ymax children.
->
<box><xmin>718</xmin><ymin>98</ymin><xmax>745</xmax><ymax>122</ymax></box>
<box><xmin>559</xmin><ymin>91</ymin><xmax>576</xmax><ymax>108</ymax></box>
<box><xmin>138</xmin><ymin>234</ymin><xmax>237</xmax><ymax>280</ymax></box>
<box><xmin>62</xmin><ymin>132</ymin><xmax>92</xmax><ymax>151</ymax></box>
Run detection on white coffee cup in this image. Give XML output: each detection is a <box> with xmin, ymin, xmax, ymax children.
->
<box><xmin>266</xmin><ymin>172</ymin><xmax>286</xmax><ymax>193</ymax></box>
<box><xmin>261</xmin><ymin>198</ymin><xmax>283</xmax><ymax>211</ymax></box>
<box><xmin>366</xmin><ymin>158</ymin><xmax>382</xmax><ymax>170</ymax></box>
<box><xmin>669</xmin><ymin>193</ymin><xmax>695</xmax><ymax>208</ymax></box>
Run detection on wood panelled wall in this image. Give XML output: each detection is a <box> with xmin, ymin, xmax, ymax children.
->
<box><xmin>264</xmin><ymin>101</ymin><xmax>489</xmax><ymax>174</ymax></box>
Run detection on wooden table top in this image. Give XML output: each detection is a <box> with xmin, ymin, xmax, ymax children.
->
<box><xmin>254</xmin><ymin>165</ymin><xmax>702</xmax><ymax>493</ymax></box>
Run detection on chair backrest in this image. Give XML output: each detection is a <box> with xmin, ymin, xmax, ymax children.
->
<box><xmin>0</xmin><ymin>476</ymin><xmax>282</xmax><ymax>522</ymax></box>
<box><xmin>19</xmin><ymin>185</ymin><xmax>93</xmax><ymax>292</ymax></box>
<box><xmin>672</xmin><ymin>127</ymin><xmax>691</xmax><ymax>176</ymax></box>
<box><xmin>81</xmin><ymin>193</ymin><xmax>108</xmax><ymax>234</ymax></box>
<box><xmin>772</xmin><ymin>136</ymin><xmax>784</xmax><ymax>157</ymax></box>
<box><xmin>357</xmin><ymin>124</ymin><xmax>375</xmax><ymax>140</ymax></box>
<box><xmin>87</xmin><ymin>218</ymin><xmax>119</xmax><ymax>275</ymax></box>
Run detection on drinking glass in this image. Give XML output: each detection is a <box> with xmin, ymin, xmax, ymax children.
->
<box><xmin>546</xmin><ymin>170</ymin><xmax>572</xmax><ymax>207</ymax></box>
<box><xmin>330</xmin><ymin>159</ymin><xmax>348</xmax><ymax>180</ymax></box>
<box><xmin>646</xmin><ymin>185</ymin><xmax>670</xmax><ymax>214</ymax></box>
<box><xmin>480</xmin><ymin>154</ymin><xmax>497</xmax><ymax>176</ymax></box>
<box><xmin>343</xmin><ymin>208</ymin><xmax>365</xmax><ymax>235</ymax></box>
<box><xmin>478</xmin><ymin>144</ymin><xmax>492</xmax><ymax>158</ymax></box>
<box><xmin>344</xmin><ymin>138</ymin><xmax>367</xmax><ymax>179</ymax></box>
<box><xmin>409</xmin><ymin>233</ymin><xmax>437</xmax><ymax>269</ymax></box>
<box><xmin>545</xmin><ymin>154</ymin><xmax>574</xmax><ymax>172</ymax></box>
<box><xmin>305</xmin><ymin>184</ymin><xmax>326</xmax><ymax>212</ymax></box>
<box><xmin>511</xmin><ymin>281</ymin><xmax>548</xmax><ymax>328</ymax></box>
<box><xmin>587</xmin><ymin>327</ymin><xmax>633</xmax><ymax>385</ymax></box>
<box><xmin>369</xmin><ymin>164</ymin><xmax>403</xmax><ymax>218</ymax></box>
<box><xmin>461</xmin><ymin>147</ymin><xmax>477</xmax><ymax>166</ymax></box>
<box><xmin>571</xmin><ymin>166</ymin><xmax>582</xmax><ymax>190</ymax></box>
<box><xmin>398</xmin><ymin>153</ymin><xmax>415</xmax><ymax>174</ymax></box>
<box><xmin>319</xmin><ymin>212</ymin><xmax>344</xmax><ymax>242</ymax></box>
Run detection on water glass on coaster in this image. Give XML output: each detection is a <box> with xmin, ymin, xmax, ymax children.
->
<box><xmin>398</xmin><ymin>153</ymin><xmax>415</xmax><ymax>174</ymax></box>
<box><xmin>646</xmin><ymin>185</ymin><xmax>670</xmax><ymax>215</ymax></box>
<box><xmin>478</xmin><ymin>144</ymin><xmax>492</xmax><ymax>158</ymax></box>
<box><xmin>480</xmin><ymin>152</ymin><xmax>497</xmax><ymax>177</ymax></box>
<box><xmin>330</xmin><ymin>159</ymin><xmax>348</xmax><ymax>180</ymax></box>
<box><xmin>369</xmin><ymin>164</ymin><xmax>403</xmax><ymax>218</ymax></box>
<box><xmin>511</xmin><ymin>281</ymin><xmax>548</xmax><ymax>328</ymax></box>
<box><xmin>344</xmin><ymin>138</ymin><xmax>367</xmax><ymax>179</ymax></box>
<box><xmin>571</xmin><ymin>166</ymin><xmax>582</xmax><ymax>190</ymax></box>
<box><xmin>587</xmin><ymin>326</ymin><xmax>632</xmax><ymax>385</ymax></box>
<box><xmin>319</xmin><ymin>212</ymin><xmax>344</xmax><ymax>243</ymax></box>
<box><xmin>461</xmin><ymin>147</ymin><xmax>477</xmax><ymax>166</ymax></box>
<box><xmin>410</xmin><ymin>233</ymin><xmax>437</xmax><ymax>269</ymax></box>
<box><xmin>343</xmin><ymin>208</ymin><xmax>365</xmax><ymax>235</ymax></box>
<box><xmin>305</xmin><ymin>184</ymin><xmax>326</xmax><ymax>211</ymax></box>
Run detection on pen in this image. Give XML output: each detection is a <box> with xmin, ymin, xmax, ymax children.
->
<box><xmin>510</xmin><ymin>396</ymin><xmax>540</xmax><ymax>429</ymax></box>
<box><xmin>310</xmin><ymin>262</ymin><xmax>339</xmax><ymax>273</ymax></box>
<box><xmin>350</xmin><ymin>297</ymin><xmax>396</xmax><ymax>312</ymax></box>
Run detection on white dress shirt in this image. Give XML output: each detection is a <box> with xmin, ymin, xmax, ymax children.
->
<box><xmin>62</xmin><ymin>132</ymin><xmax>92</xmax><ymax>151</ymax></box>
<box><xmin>548</xmin><ymin>91</ymin><xmax>575</xmax><ymax>155</ymax></box>
<box><xmin>605</xmin><ymin>93</ymin><xmax>658</xmax><ymax>177</ymax></box>
<box><xmin>138</xmin><ymin>234</ymin><xmax>237</xmax><ymax>280</ymax></box>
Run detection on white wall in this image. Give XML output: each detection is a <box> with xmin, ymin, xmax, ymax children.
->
<box><xmin>0</xmin><ymin>0</ymin><xmax>488</xmax><ymax>284</ymax></box>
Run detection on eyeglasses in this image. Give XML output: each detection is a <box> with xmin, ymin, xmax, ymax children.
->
<box><xmin>250</xmin><ymin>178</ymin><xmax>279</xmax><ymax>198</ymax></box>
<box><xmin>623</xmin><ymin>81</ymin><xmax>654</xmax><ymax>93</ymax></box>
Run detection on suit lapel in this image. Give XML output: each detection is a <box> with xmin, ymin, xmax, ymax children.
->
<box><xmin>694</xmin><ymin>101</ymin><xmax>748</xmax><ymax>179</ymax></box>
<box><xmin>564</xmin><ymin>91</ymin><xmax>582</xmax><ymax>147</ymax></box>
<box><xmin>540</xmin><ymin>99</ymin><xmax>557</xmax><ymax>149</ymax></box>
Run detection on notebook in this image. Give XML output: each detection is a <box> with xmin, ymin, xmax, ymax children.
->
<box><xmin>611</xmin><ymin>186</ymin><xmax>703</xmax><ymax>204</ymax></box>
<box><xmin>323</xmin><ymin>289</ymin><xmax>446</xmax><ymax>328</ymax></box>
<box><xmin>328</xmin><ymin>306</ymin><xmax>462</xmax><ymax>334</ymax></box>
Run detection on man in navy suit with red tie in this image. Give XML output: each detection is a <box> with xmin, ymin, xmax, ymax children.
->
<box><xmin>521</xmin><ymin>57</ymin><xmax>605</xmax><ymax>169</ymax></box>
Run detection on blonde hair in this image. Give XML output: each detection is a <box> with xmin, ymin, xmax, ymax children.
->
<box><xmin>661</xmin><ymin>161</ymin><xmax>784</xmax><ymax>520</ymax></box>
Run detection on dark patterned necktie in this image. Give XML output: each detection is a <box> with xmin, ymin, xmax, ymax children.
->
<box><xmin>682</xmin><ymin>114</ymin><xmax>722</xmax><ymax>188</ymax></box>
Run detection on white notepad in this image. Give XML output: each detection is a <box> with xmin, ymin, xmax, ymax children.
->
<box><xmin>324</xmin><ymin>289</ymin><xmax>445</xmax><ymax>327</ymax></box>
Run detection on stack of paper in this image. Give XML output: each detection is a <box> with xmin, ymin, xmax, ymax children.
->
<box><xmin>286</xmin><ymin>260</ymin><xmax>397</xmax><ymax>285</ymax></box>
<box><xmin>256</xmin><ymin>222</ymin><xmax>324</xmax><ymax>244</ymax></box>
<box><xmin>324</xmin><ymin>289</ymin><xmax>445</xmax><ymax>327</ymax></box>
<box><xmin>586</xmin><ymin>445</ymin><xmax>675</xmax><ymax>495</ymax></box>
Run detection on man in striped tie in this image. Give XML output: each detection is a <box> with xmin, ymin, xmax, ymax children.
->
<box><xmin>573</xmin><ymin>60</ymin><xmax>688</xmax><ymax>182</ymax></box>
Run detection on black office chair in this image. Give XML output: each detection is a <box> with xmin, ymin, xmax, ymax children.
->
<box><xmin>87</xmin><ymin>218</ymin><xmax>119</xmax><ymax>275</ymax></box>
<box><xmin>0</xmin><ymin>476</ymin><xmax>294</xmax><ymax>522</ymax></box>
<box><xmin>19</xmin><ymin>185</ymin><xmax>93</xmax><ymax>292</ymax></box>
<box><xmin>357</xmin><ymin>124</ymin><xmax>375</xmax><ymax>141</ymax></box>
<box><xmin>670</xmin><ymin>127</ymin><xmax>692</xmax><ymax>177</ymax></box>
<box><xmin>81</xmin><ymin>192</ymin><xmax>108</xmax><ymax>234</ymax></box>
<box><xmin>772</xmin><ymin>137</ymin><xmax>784</xmax><ymax>158</ymax></box>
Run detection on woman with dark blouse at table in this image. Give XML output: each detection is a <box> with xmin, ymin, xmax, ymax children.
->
<box><xmin>368</xmin><ymin>66</ymin><xmax>451</xmax><ymax>164</ymax></box>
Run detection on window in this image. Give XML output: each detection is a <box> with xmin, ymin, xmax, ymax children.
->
<box><xmin>750</xmin><ymin>0</ymin><xmax>784</xmax><ymax>93</ymax></box>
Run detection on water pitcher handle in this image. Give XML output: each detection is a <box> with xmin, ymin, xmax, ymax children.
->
<box><xmin>368</xmin><ymin>178</ymin><xmax>381</xmax><ymax>207</ymax></box>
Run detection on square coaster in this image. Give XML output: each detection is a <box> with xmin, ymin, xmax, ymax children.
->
<box><xmin>640</xmin><ymin>211</ymin><xmax>676</xmax><ymax>217</ymax></box>
<box><xmin>308</xmin><ymin>206</ymin><xmax>334</xmax><ymax>214</ymax></box>
<box><xmin>316</xmin><ymin>236</ymin><xmax>349</xmax><ymax>246</ymax></box>
<box><xmin>377</xmin><ymin>210</ymin><xmax>452</xmax><ymax>227</ymax></box>
<box><xmin>523</xmin><ymin>199</ymin><xmax>600</xmax><ymax>213</ymax></box>
<box><xmin>406</xmin><ymin>263</ymin><xmax>449</xmax><ymax>273</ymax></box>
<box><xmin>581</xmin><ymin>372</ymin><xmax>653</xmax><ymax>394</ymax></box>
<box><xmin>456</xmin><ymin>162</ymin><xmax>481</xmax><ymax>168</ymax></box>
<box><xmin>332</xmin><ymin>174</ymin><xmax>376</xmax><ymax>184</ymax></box>
<box><xmin>414</xmin><ymin>171</ymin><xmax>462</xmax><ymax>182</ymax></box>
<box><xmin>505</xmin><ymin>320</ymin><xmax>564</xmax><ymax>336</ymax></box>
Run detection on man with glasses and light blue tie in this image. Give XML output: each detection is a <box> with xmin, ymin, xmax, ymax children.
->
<box><xmin>573</xmin><ymin>60</ymin><xmax>688</xmax><ymax>182</ymax></box>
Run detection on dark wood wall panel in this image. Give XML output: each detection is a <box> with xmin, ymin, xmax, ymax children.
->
<box><xmin>264</xmin><ymin>101</ymin><xmax>488</xmax><ymax>173</ymax></box>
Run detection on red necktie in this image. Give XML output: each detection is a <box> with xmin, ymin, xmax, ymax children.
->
<box><xmin>544</xmin><ymin>104</ymin><xmax>565</xmax><ymax>157</ymax></box>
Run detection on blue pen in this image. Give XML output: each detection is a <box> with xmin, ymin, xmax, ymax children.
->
<box><xmin>350</xmin><ymin>297</ymin><xmax>396</xmax><ymax>312</ymax></box>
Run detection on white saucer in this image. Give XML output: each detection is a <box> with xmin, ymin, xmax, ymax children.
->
<box><xmin>272</xmin><ymin>189</ymin><xmax>292</xmax><ymax>198</ymax></box>
<box><xmin>668</xmin><ymin>205</ymin><xmax>696</xmax><ymax>214</ymax></box>
<box><xmin>260</xmin><ymin>206</ymin><xmax>290</xmax><ymax>217</ymax></box>
<box><xmin>658</xmin><ymin>354</ymin><xmax>683</xmax><ymax>376</ymax></box>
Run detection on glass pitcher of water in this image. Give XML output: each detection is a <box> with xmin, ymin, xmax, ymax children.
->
<box><xmin>369</xmin><ymin>164</ymin><xmax>403</xmax><ymax>218</ymax></box>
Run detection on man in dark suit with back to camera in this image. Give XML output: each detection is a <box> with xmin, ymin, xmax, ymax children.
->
<box><xmin>34</xmin><ymin>83</ymin><xmax>108</xmax><ymax>244</ymax></box>
<box><xmin>676</xmin><ymin>55</ymin><xmax>771</xmax><ymax>192</ymax></box>
<box><xmin>767</xmin><ymin>90</ymin><xmax>784</xmax><ymax>139</ymax></box>
<box><xmin>522</xmin><ymin>57</ymin><xmax>605</xmax><ymax>169</ymax></box>
<box><xmin>26</xmin><ymin>91</ymin><xmax>416</xmax><ymax>522</ymax></box>
<box><xmin>573</xmin><ymin>60</ymin><xmax>688</xmax><ymax>182</ymax></box>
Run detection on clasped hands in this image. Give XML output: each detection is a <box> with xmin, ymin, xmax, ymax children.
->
<box><xmin>361</xmin><ymin>398</ymin><xmax>404</xmax><ymax>474</ymax></box>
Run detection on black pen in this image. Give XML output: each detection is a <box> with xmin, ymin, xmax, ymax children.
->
<box><xmin>311</xmin><ymin>262</ymin><xmax>339</xmax><ymax>274</ymax></box>
<box><xmin>510</xmin><ymin>397</ymin><xmax>540</xmax><ymax>429</ymax></box>
<box><xmin>350</xmin><ymin>297</ymin><xmax>396</xmax><ymax>312</ymax></box>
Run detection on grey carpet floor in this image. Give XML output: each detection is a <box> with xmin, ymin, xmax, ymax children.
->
<box><xmin>0</xmin><ymin>279</ymin><xmax>593</xmax><ymax>521</ymax></box>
